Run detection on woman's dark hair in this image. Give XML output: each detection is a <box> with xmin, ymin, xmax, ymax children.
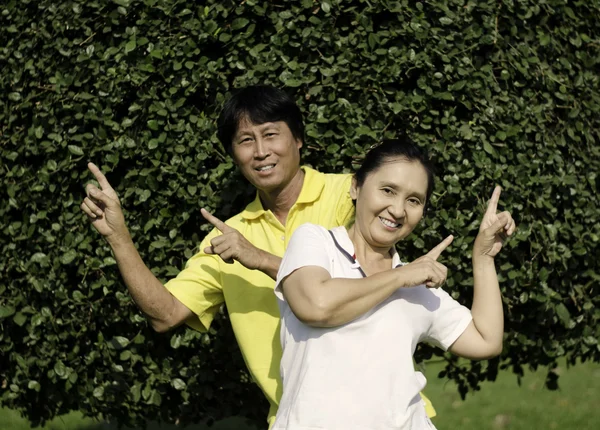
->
<box><xmin>217</xmin><ymin>85</ymin><xmax>305</xmax><ymax>156</ymax></box>
<box><xmin>354</xmin><ymin>138</ymin><xmax>436</xmax><ymax>211</ymax></box>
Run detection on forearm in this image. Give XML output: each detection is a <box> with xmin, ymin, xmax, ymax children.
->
<box><xmin>296</xmin><ymin>269</ymin><xmax>403</xmax><ymax>327</ymax></box>
<box><xmin>107</xmin><ymin>234</ymin><xmax>180</xmax><ymax>331</ymax></box>
<box><xmin>470</xmin><ymin>256</ymin><xmax>504</xmax><ymax>351</ymax></box>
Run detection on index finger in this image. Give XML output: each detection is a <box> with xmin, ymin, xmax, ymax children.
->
<box><xmin>201</xmin><ymin>208</ymin><xmax>231</xmax><ymax>233</ymax></box>
<box><xmin>425</xmin><ymin>235</ymin><xmax>454</xmax><ymax>260</ymax></box>
<box><xmin>88</xmin><ymin>162</ymin><xmax>113</xmax><ymax>191</ymax></box>
<box><xmin>485</xmin><ymin>185</ymin><xmax>502</xmax><ymax>217</ymax></box>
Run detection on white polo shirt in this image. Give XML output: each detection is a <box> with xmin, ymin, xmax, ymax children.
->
<box><xmin>273</xmin><ymin>224</ymin><xmax>473</xmax><ymax>430</ymax></box>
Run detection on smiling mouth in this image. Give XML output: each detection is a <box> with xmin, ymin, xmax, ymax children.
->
<box><xmin>255</xmin><ymin>164</ymin><xmax>276</xmax><ymax>172</ymax></box>
<box><xmin>379</xmin><ymin>217</ymin><xmax>400</xmax><ymax>229</ymax></box>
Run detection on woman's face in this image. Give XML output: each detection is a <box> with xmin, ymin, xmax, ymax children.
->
<box><xmin>350</xmin><ymin>158</ymin><xmax>429</xmax><ymax>249</ymax></box>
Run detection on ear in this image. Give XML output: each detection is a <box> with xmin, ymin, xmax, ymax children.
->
<box><xmin>350</xmin><ymin>177</ymin><xmax>359</xmax><ymax>200</ymax></box>
<box><xmin>295</xmin><ymin>138</ymin><xmax>303</xmax><ymax>150</ymax></box>
<box><xmin>231</xmin><ymin>148</ymin><xmax>240</xmax><ymax>165</ymax></box>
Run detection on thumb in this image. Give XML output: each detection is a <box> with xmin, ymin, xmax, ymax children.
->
<box><xmin>88</xmin><ymin>186</ymin><xmax>116</xmax><ymax>207</ymax></box>
<box><xmin>485</xmin><ymin>212</ymin><xmax>511</xmax><ymax>236</ymax></box>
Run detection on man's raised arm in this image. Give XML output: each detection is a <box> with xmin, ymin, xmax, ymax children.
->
<box><xmin>80</xmin><ymin>162</ymin><xmax>192</xmax><ymax>332</ymax></box>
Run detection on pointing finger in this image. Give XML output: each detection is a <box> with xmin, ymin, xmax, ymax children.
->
<box><xmin>201</xmin><ymin>208</ymin><xmax>231</xmax><ymax>233</ymax></box>
<box><xmin>88</xmin><ymin>162</ymin><xmax>113</xmax><ymax>191</ymax></box>
<box><xmin>485</xmin><ymin>185</ymin><xmax>502</xmax><ymax>217</ymax></box>
<box><xmin>425</xmin><ymin>235</ymin><xmax>454</xmax><ymax>260</ymax></box>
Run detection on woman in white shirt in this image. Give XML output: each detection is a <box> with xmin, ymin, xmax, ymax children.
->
<box><xmin>273</xmin><ymin>139</ymin><xmax>516</xmax><ymax>430</ymax></box>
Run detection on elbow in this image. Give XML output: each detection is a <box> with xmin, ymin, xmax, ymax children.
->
<box><xmin>150</xmin><ymin>319</ymin><xmax>172</xmax><ymax>333</ymax></box>
<box><xmin>476</xmin><ymin>343</ymin><xmax>503</xmax><ymax>361</ymax></box>
<box><xmin>150</xmin><ymin>313</ymin><xmax>181</xmax><ymax>333</ymax></box>
<box><xmin>291</xmin><ymin>298</ymin><xmax>337</xmax><ymax>328</ymax></box>
<box><xmin>489</xmin><ymin>342</ymin><xmax>503</xmax><ymax>358</ymax></box>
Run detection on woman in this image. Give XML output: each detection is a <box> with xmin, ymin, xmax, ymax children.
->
<box><xmin>272</xmin><ymin>139</ymin><xmax>516</xmax><ymax>429</ymax></box>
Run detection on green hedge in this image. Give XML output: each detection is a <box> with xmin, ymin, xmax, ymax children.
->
<box><xmin>1</xmin><ymin>0</ymin><xmax>599</xmax><ymax>426</ymax></box>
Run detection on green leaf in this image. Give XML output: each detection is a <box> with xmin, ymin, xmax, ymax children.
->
<box><xmin>60</xmin><ymin>250</ymin><xmax>77</xmax><ymax>265</ymax></box>
<box><xmin>68</xmin><ymin>145</ymin><xmax>84</xmax><ymax>156</ymax></box>
<box><xmin>0</xmin><ymin>305</ymin><xmax>16</xmax><ymax>319</ymax></box>
<box><xmin>231</xmin><ymin>18</ymin><xmax>249</xmax><ymax>30</ymax></box>
<box><xmin>555</xmin><ymin>303</ymin><xmax>571</xmax><ymax>326</ymax></box>
<box><xmin>111</xmin><ymin>336</ymin><xmax>130</xmax><ymax>350</ymax></box>
<box><xmin>451</xmin><ymin>80</ymin><xmax>466</xmax><ymax>91</ymax></box>
<box><xmin>125</xmin><ymin>39</ymin><xmax>137</xmax><ymax>53</ymax></box>
<box><xmin>483</xmin><ymin>142</ymin><xmax>495</xmax><ymax>155</ymax></box>
<box><xmin>13</xmin><ymin>312</ymin><xmax>27</xmax><ymax>326</ymax></box>
<box><xmin>54</xmin><ymin>361</ymin><xmax>67</xmax><ymax>379</ymax></box>
<box><xmin>28</xmin><ymin>381</ymin><xmax>41</xmax><ymax>392</ymax></box>
<box><xmin>171</xmin><ymin>378</ymin><xmax>186</xmax><ymax>390</ymax></box>
<box><xmin>148</xmin><ymin>390</ymin><xmax>162</xmax><ymax>406</ymax></box>
<box><xmin>93</xmin><ymin>386</ymin><xmax>104</xmax><ymax>399</ymax></box>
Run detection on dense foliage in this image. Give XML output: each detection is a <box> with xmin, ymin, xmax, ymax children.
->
<box><xmin>1</xmin><ymin>0</ymin><xmax>599</xmax><ymax>426</ymax></box>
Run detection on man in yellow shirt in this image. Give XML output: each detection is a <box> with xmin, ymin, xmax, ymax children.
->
<box><xmin>81</xmin><ymin>85</ymin><xmax>435</xmax><ymax>427</ymax></box>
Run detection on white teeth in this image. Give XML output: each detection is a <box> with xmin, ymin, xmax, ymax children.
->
<box><xmin>257</xmin><ymin>165</ymin><xmax>275</xmax><ymax>171</ymax></box>
<box><xmin>379</xmin><ymin>217</ymin><xmax>399</xmax><ymax>228</ymax></box>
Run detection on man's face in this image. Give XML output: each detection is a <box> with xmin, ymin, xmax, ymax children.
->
<box><xmin>231</xmin><ymin>117</ymin><xmax>303</xmax><ymax>194</ymax></box>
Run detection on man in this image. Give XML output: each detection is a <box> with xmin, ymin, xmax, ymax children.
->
<box><xmin>80</xmin><ymin>85</ymin><xmax>435</xmax><ymax>427</ymax></box>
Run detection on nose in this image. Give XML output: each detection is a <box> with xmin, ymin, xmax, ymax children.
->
<box><xmin>388</xmin><ymin>199</ymin><xmax>406</xmax><ymax>220</ymax></box>
<box><xmin>254</xmin><ymin>138</ymin><xmax>270</xmax><ymax>159</ymax></box>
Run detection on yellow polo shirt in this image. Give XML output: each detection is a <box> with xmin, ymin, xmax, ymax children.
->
<box><xmin>165</xmin><ymin>166</ymin><xmax>435</xmax><ymax>426</ymax></box>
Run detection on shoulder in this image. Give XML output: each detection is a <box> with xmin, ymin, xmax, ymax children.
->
<box><xmin>293</xmin><ymin>222</ymin><xmax>330</xmax><ymax>237</ymax></box>
<box><xmin>288</xmin><ymin>223</ymin><xmax>333</xmax><ymax>249</ymax></box>
<box><xmin>322</xmin><ymin>171</ymin><xmax>353</xmax><ymax>188</ymax></box>
<box><xmin>304</xmin><ymin>166</ymin><xmax>352</xmax><ymax>187</ymax></box>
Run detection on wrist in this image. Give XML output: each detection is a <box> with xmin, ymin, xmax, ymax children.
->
<box><xmin>107</xmin><ymin>231</ymin><xmax>133</xmax><ymax>249</ymax></box>
<box><xmin>393</xmin><ymin>266</ymin><xmax>410</xmax><ymax>289</ymax></box>
<box><xmin>254</xmin><ymin>249</ymin><xmax>268</xmax><ymax>271</ymax></box>
<box><xmin>472</xmin><ymin>254</ymin><xmax>496</xmax><ymax>266</ymax></box>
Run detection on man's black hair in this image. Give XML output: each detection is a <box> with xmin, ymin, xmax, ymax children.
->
<box><xmin>217</xmin><ymin>85</ymin><xmax>305</xmax><ymax>156</ymax></box>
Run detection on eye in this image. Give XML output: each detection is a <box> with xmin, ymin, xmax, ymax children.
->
<box><xmin>408</xmin><ymin>197</ymin><xmax>422</xmax><ymax>205</ymax></box>
<box><xmin>381</xmin><ymin>187</ymin><xmax>395</xmax><ymax>195</ymax></box>
<box><xmin>238</xmin><ymin>137</ymin><xmax>253</xmax><ymax>144</ymax></box>
<box><xmin>264</xmin><ymin>132</ymin><xmax>277</xmax><ymax>138</ymax></box>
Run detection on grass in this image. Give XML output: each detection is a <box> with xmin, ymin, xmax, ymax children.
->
<box><xmin>2</xmin><ymin>360</ymin><xmax>598</xmax><ymax>429</ymax></box>
<box><xmin>423</xmin><ymin>359</ymin><xmax>600</xmax><ymax>430</ymax></box>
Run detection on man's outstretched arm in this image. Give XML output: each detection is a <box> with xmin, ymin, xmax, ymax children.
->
<box><xmin>81</xmin><ymin>162</ymin><xmax>192</xmax><ymax>332</ymax></box>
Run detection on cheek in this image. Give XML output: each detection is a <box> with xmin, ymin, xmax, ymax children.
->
<box><xmin>408</xmin><ymin>208</ymin><xmax>424</xmax><ymax>225</ymax></box>
<box><xmin>233</xmin><ymin>149</ymin><xmax>252</xmax><ymax>168</ymax></box>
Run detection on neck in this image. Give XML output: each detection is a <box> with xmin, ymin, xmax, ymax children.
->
<box><xmin>258</xmin><ymin>168</ymin><xmax>305</xmax><ymax>225</ymax></box>
<box><xmin>347</xmin><ymin>223</ymin><xmax>393</xmax><ymax>265</ymax></box>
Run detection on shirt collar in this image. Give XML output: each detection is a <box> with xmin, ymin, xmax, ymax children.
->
<box><xmin>329</xmin><ymin>226</ymin><xmax>404</xmax><ymax>268</ymax></box>
<box><xmin>240</xmin><ymin>166</ymin><xmax>325</xmax><ymax>220</ymax></box>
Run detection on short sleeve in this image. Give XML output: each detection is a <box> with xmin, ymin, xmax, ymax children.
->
<box><xmin>335</xmin><ymin>174</ymin><xmax>355</xmax><ymax>227</ymax></box>
<box><xmin>164</xmin><ymin>228</ymin><xmax>225</xmax><ymax>332</ymax></box>
<box><xmin>274</xmin><ymin>223</ymin><xmax>333</xmax><ymax>300</ymax></box>
<box><xmin>425</xmin><ymin>288</ymin><xmax>473</xmax><ymax>351</ymax></box>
